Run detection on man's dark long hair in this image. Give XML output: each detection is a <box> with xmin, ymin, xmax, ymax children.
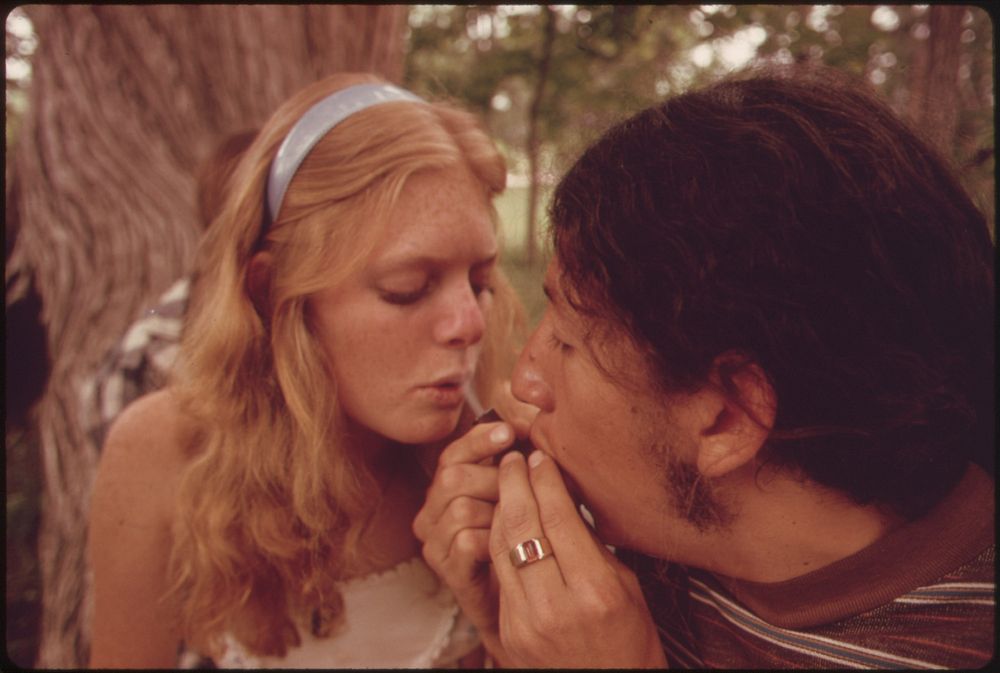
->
<box><xmin>550</xmin><ymin>66</ymin><xmax>994</xmax><ymax>520</ymax></box>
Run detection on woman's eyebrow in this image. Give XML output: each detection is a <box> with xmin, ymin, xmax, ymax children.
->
<box><xmin>372</xmin><ymin>251</ymin><xmax>498</xmax><ymax>274</ymax></box>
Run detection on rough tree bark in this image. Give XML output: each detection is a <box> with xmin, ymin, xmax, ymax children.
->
<box><xmin>906</xmin><ymin>5</ymin><xmax>965</xmax><ymax>156</ymax></box>
<box><xmin>4</xmin><ymin>5</ymin><xmax>406</xmax><ymax>667</ymax></box>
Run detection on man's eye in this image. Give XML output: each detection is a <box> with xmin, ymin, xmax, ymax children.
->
<box><xmin>548</xmin><ymin>333</ymin><xmax>572</xmax><ymax>353</ymax></box>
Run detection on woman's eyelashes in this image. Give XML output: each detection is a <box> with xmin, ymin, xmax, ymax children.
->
<box><xmin>379</xmin><ymin>283</ymin><xmax>429</xmax><ymax>305</ymax></box>
<box><xmin>470</xmin><ymin>276</ymin><xmax>495</xmax><ymax>299</ymax></box>
<box><xmin>377</xmin><ymin>272</ymin><xmax>493</xmax><ymax>306</ymax></box>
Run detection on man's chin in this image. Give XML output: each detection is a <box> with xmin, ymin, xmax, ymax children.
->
<box><xmin>561</xmin><ymin>473</ymin><xmax>605</xmax><ymax>535</ymax></box>
<box><xmin>541</xmin><ymin>454</ymin><xmax>609</xmax><ymax>538</ymax></box>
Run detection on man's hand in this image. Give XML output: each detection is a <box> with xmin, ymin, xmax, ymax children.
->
<box><xmin>489</xmin><ymin>449</ymin><xmax>667</xmax><ymax>668</ymax></box>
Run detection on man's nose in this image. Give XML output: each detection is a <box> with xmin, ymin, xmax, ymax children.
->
<box><xmin>511</xmin><ymin>329</ymin><xmax>554</xmax><ymax>412</ymax></box>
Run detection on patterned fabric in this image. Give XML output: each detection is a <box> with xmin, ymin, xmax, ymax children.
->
<box><xmin>85</xmin><ymin>277</ymin><xmax>203</xmax><ymax>667</ymax></box>
<box><xmin>621</xmin><ymin>464</ymin><xmax>995</xmax><ymax>669</ymax></box>
<box><xmin>87</xmin><ymin>277</ymin><xmax>190</xmax><ymax>450</ymax></box>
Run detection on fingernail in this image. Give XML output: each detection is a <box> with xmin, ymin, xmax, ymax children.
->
<box><xmin>490</xmin><ymin>424</ymin><xmax>511</xmax><ymax>444</ymax></box>
<box><xmin>528</xmin><ymin>450</ymin><xmax>545</xmax><ymax>468</ymax></box>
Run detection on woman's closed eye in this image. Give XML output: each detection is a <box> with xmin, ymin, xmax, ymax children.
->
<box><xmin>470</xmin><ymin>262</ymin><xmax>497</xmax><ymax>299</ymax></box>
<box><xmin>471</xmin><ymin>279</ymin><xmax>495</xmax><ymax>299</ymax></box>
<box><xmin>379</xmin><ymin>281</ymin><xmax>431</xmax><ymax>305</ymax></box>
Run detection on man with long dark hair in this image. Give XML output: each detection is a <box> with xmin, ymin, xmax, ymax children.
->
<box><xmin>416</xmin><ymin>65</ymin><xmax>994</xmax><ymax>668</ymax></box>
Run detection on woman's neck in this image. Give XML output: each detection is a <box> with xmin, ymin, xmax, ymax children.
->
<box><xmin>337</xmin><ymin>433</ymin><xmax>427</xmax><ymax>577</ymax></box>
<box><xmin>337</xmin><ymin>406</ymin><xmax>474</xmax><ymax>577</ymax></box>
<box><xmin>354</xmin><ymin>473</ymin><xmax>423</xmax><ymax>572</ymax></box>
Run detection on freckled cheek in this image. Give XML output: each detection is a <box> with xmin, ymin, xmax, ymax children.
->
<box><xmin>348</xmin><ymin>331</ymin><xmax>412</xmax><ymax>373</ymax></box>
<box><xmin>321</xmin><ymin>302</ymin><xmax>415</xmax><ymax>348</ymax></box>
<box><xmin>319</xmin><ymin>323</ymin><xmax>372</xmax><ymax>362</ymax></box>
<box><xmin>316</xmin><ymin>318</ymin><xmax>397</xmax><ymax>380</ymax></box>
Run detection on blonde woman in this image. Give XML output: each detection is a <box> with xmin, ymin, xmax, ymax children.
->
<box><xmin>88</xmin><ymin>72</ymin><xmax>526</xmax><ymax>668</ymax></box>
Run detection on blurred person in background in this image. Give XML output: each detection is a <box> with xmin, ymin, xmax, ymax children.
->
<box><xmin>86</xmin><ymin>129</ymin><xmax>258</xmax><ymax>451</ymax></box>
<box><xmin>417</xmin><ymin>65</ymin><xmax>994</xmax><ymax>668</ymax></box>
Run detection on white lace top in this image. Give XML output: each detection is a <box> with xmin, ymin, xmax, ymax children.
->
<box><xmin>212</xmin><ymin>557</ymin><xmax>480</xmax><ymax>668</ymax></box>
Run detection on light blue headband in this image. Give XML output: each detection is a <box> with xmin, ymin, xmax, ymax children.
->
<box><xmin>265</xmin><ymin>82</ymin><xmax>425</xmax><ymax>225</ymax></box>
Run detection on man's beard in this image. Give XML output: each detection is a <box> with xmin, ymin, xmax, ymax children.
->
<box><xmin>660</xmin><ymin>441</ymin><xmax>735</xmax><ymax>533</ymax></box>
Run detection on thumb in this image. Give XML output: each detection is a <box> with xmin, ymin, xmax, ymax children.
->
<box><xmin>492</xmin><ymin>380</ymin><xmax>539</xmax><ymax>437</ymax></box>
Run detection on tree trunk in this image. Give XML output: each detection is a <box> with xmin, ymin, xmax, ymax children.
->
<box><xmin>525</xmin><ymin>6</ymin><xmax>556</xmax><ymax>265</ymax></box>
<box><xmin>5</xmin><ymin>5</ymin><xmax>406</xmax><ymax>667</ymax></box>
<box><xmin>906</xmin><ymin>6</ymin><xmax>965</xmax><ymax>155</ymax></box>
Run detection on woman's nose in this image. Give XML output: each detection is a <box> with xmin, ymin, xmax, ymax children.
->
<box><xmin>435</xmin><ymin>284</ymin><xmax>486</xmax><ymax>347</ymax></box>
<box><xmin>511</xmin><ymin>328</ymin><xmax>554</xmax><ymax>412</ymax></box>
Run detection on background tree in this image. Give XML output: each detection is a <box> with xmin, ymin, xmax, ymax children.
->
<box><xmin>4</xmin><ymin>5</ymin><xmax>406</xmax><ymax>667</ymax></box>
<box><xmin>406</xmin><ymin>5</ymin><xmax>993</xmax><ymax>239</ymax></box>
<box><xmin>525</xmin><ymin>6</ymin><xmax>556</xmax><ymax>264</ymax></box>
<box><xmin>6</xmin><ymin>4</ymin><xmax>993</xmax><ymax>668</ymax></box>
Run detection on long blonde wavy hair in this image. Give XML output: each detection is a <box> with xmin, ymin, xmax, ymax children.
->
<box><xmin>167</xmin><ymin>72</ymin><xmax>524</xmax><ymax>658</ymax></box>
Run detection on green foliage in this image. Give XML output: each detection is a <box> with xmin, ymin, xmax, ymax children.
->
<box><xmin>404</xmin><ymin>5</ymin><xmax>994</xmax><ymax>228</ymax></box>
<box><xmin>5</xmin><ymin>7</ymin><xmax>36</xmax><ymax>150</ymax></box>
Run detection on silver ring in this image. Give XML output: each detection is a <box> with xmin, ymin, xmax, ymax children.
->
<box><xmin>509</xmin><ymin>537</ymin><xmax>554</xmax><ymax>568</ymax></box>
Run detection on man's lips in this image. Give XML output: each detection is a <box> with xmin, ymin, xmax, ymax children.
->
<box><xmin>527</xmin><ymin>426</ymin><xmax>587</xmax><ymax>507</ymax></box>
<box><xmin>474</xmin><ymin>408</ymin><xmax>534</xmax><ymax>464</ymax></box>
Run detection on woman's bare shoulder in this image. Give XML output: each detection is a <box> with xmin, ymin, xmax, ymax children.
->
<box><xmin>95</xmin><ymin>389</ymin><xmax>198</xmax><ymax>518</ymax></box>
<box><xmin>89</xmin><ymin>389</ymin><xmax>196</xmax><ymax>667</ymax></box>
<box><xmin>104</xmin><ymin>389</ymin><xmax>198</xmax><ymax>463</ymax></box>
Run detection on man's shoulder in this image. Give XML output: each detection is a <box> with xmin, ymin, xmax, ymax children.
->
<box><xmin>902</xmin><ymin>543</ymin><xmax>995</xmax><ymax>599</ymax></box>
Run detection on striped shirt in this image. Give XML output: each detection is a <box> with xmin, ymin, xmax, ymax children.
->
<box><xmin>621</xmin><ymin>464</ymin><xmax>995</xmax><ymax>669</ymax></box>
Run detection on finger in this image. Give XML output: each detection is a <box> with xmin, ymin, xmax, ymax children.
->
<box><xmin>424</xmin><ymin>526</ymin><xmax>492</xmax><ymax>589</ymax></box>
<box><xmin>416</xmin><ymin>461</ymin><xmax>500</xmax><ymax>538</ymax></box>
<box><xmin>439</xmin><ymin>422</ymin><xmax>515</xmax><ymax>467</ymax></box>
<box><xmin>439</xmin><ymin>495</ymin><xmax>496</xmax><ymax>536</ymax></box>
<box><xmin>489</xmin><ymin>451</ymin><xmax>565</xmax><ymax>601</ymax></box>
<box><xmin>449</xmin><ymin>528</ymin><xmax>493</xmax><ymax>578</ymax></box>
<box><xmin>420</xmin><ymin>495</ymin><xmax>495</xmax><ymax>566</ymax></box>
<box><xmin>526</xmin><ymin>450</ymin><xmax>612</xmax><ymax>584</ymax></box>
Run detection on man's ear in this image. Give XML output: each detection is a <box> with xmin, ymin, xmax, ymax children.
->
<box><xmin>694</xmin><ymin>353</ymin><xmax>777</xmax><ymax>479</ymax></box>
<box><xmin>246</xmin><ymin>251</ymin><xmax>274</xmax><ymax>318</ymax></box>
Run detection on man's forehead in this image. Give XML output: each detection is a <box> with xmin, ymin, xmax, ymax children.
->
<box><xmin>543</xmin><ymin>256</ymin><xmax>660</xmax><ymax>392</ymax></box>
<box><xmin>542</xmin><ymin>258</ymin><xmax>587</xmax><ymax>329</ymax></box>
<box><xmin>542</xmin><ymin>259</ymin><xmax>567</xmax><ymax>310</ymax></box>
